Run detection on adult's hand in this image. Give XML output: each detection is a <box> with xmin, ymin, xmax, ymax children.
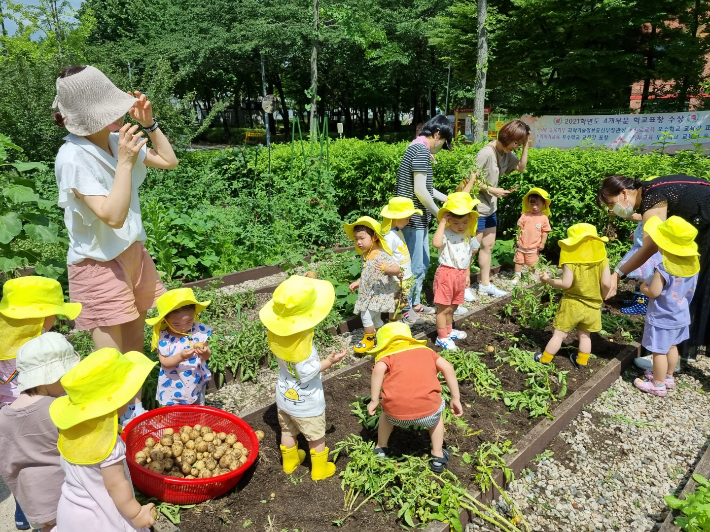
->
<box><xmin>605</xmin><ymin>272</ymin><xmax>620</xmax><ymax>299</ymax></box>
<box><xmin>489</xmin><ymin>187</ymin><xmax>510</xmax><ymax>198</ymax></box>
<box><xmin>127</xmin><ymin>91</ymin><xmax>154</xmax><ymax>128</ymax></box>
<box><xmin>117</xmin><ymin>123</ymin><xmax>148</xmax><ymax>168</ymax></box>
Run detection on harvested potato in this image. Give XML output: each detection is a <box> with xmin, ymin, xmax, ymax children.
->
<box><xmin>149</xmin><ymin>449</ymin><xmax>164</xmax><ymax>462</ymax></box>
<box><xmin>164</xmin><ymin>428</ymin><xmax>175</xmax><ymax>436</ymax></box>
<box><xmin>162</xmin><ymin>447</ymin><xmax>173</xmax><ymax>458</ymax></box>
<box><xmin>194</xmin><ymin>460</ymin><xmax>206</xmax><ymax>471</ymax></box>
<box><xmin>229</xmin><ymin>461</ymin><xmax>239</xmax><ymax>471</ymax></box>
<box><xmin>196</xmin><ymin>441</ymin><xmax>208</xmax><ymax>453</ymax></box>
<box><xmin>207</xmin><ymin>443</ymin><xmax>216</xmax><ymax>454</ymax></box>
<box><xmin>255</xmin><ymin>430</ymin><xmax>265</xmax><ymax>441</ymax></box>
<box><xmin>193</xmin><ymin>341</ymin><xmax>205</xmax><ymax>350</ymax></box>
<box><xmin>239</xmin><ymin>455</ymin><xmax>248</xmax><ymax>465</ymax></box>
<box><xmin>182</xmin><ymin>449</ymin><xmax>197</xmax><ymax>465</ymax></box>
<box><xmin>219</xmin><ymin>455</ymin><xmax>231</xmax><ymax>468</ymax></box>
<box><xmin>172</xmin><ymin>471</ymin><xmax>184</xmax><ymax>478</ymax></box>
<box><xmin>225</xmin><ymin>434</ymin><xmax>237</xmax><ymax>445</ymax></box>
<box><xmin>185</xmin><ymin>440</ymin><xmax>195</xmax><ymax>450</ymax></box>
<box><xmin>190</xmin><ymin>468</ymin><xmax>198</xmax><ymax>477</ymax></box>
<box><xmin>185</xmin><ymin>475</ymin><xmax>195</xmax><ymax>479</ymax></box>
<box><xmin>162</xmin><ymin>458</ymin><xmax>174</xmax><ymax>470</ymax></box>
<box><xmin>172</xmin><ymin>442</ymin><xmax>183</xmax><ymax>457</ymax></box>
<box><xmin>193</xmin><ymin>424</ymin><xmax>202</xmax><ymax>432</ymax></box>
<box><xmin>134</xmin><ymin>451</ymin><xmax>147</xmax><ymax>465</ymax></box>
<box><xmin>160</xmin><ymin>435</ymin><xmax>173</xmax><ymax>446</ymax></box>
<box><xmin>181</xmin><ymin>425</ymin><xmax>192</xmax><ymax>434</ymax></box>
<box><xmin>203</xmin><ymin>432</ymin><xmax>215</xmax><ymax>442</ymax></box>
<box><xmin>199</xmin><ymin>469</ymin><xmax>212</xmax><ymax>479</ymax></box>
<box><xmin>219</xmin><ymin>468</ymin><xmax>230</xmax><ymax>476</ymax></box>
<box><xmin>195</xmin><ymin>436</ymin><xmax>203</xmax><ymax>445</ymax></box>
<box><xmin>200</xmin><ymin>426</ymin><xmax>212</xmax><ymax>436</ymax></box>
<box><xmin>147</xmin><ymin>461</ymin><xmax>164</xmax><ymax>473</ymax></box>
<box><xmin>146</xmin><ymin>457</ymin><xmax>152</xmax><ymax>464</ymax></box>
<box><xmin>181</xmin><ymin>462</ymin><xmax>192</xmax><ymax>475</ymax></box>
<box><xmin>189</xmin><ymin>430</ymin><xmax>200</xmax><ymax>440</ymax></box>
<box><xmin>232</xmin><ymin>448</ymin><xmax>243</xmax><ymax>459</ymax></box>
<box><xmin>145</xmin><ymin>437</ymin><xmax>156</xmax><ymax>448</ymax></box>
<box><xmin>235</xmin><ymin>442</ymin><xmax>245</xmax><ymax>450</ymax></box>
<box><xmin>175</xmin><ymin>455</ymin><xmax>182</xmax><ymax>465</ymax></box>
<box><xmin>213</xmin><ymin>448</ymin><xmax>225</xmax><ymax>460</ymax></box>
<box><xmin>217</xmin><ymin>432</ymin><xmax>227</xmax><ymax>441</ymax></box>
<box><xmin>180</xmin><ymin>432</ymin><xmax>190</xmax><ymax>444</ymax></box>
<box><xmin>205</xmin><ymin>458</ymin><xmax>217</xmax><ymax>471</ymax></box>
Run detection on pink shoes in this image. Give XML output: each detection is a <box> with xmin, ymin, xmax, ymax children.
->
<box><xmin>643</xmin><ymin>370</ymin><xmax>675</xmax><ymax>389</ymax></box>
<box><xmin>634</xmin><ymin>378</ymin><xmax>667</xmax><ymax>396</ymax></box>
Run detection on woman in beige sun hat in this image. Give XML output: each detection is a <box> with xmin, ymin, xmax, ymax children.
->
<box><xmin>53</xmin><ymin>65</ymin><xmax>178</xmax><ymax>423</ymax></box>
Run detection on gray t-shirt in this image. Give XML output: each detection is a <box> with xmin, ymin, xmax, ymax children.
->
<box><xmin>476</xmin><ymin>142</ymin><xmax>520</xmax><ymax>217</ymax></box>
<box><xmin>0</xmin><ymin>396</ymin><xmax>63</xmax><ymax>525</ymax></box>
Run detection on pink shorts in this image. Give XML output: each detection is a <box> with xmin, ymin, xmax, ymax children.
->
<box><xmin>68</xmin><ymin>242</ymin><xmax>165</xmax><ymax>330</ymax></box>
<box><xmin>514</xmin><ymin>249</ymin><xmax>540</xmax><ymax>267</ymax></box>
<box><xmin>433</xmin><ymin>265</ymin><xmax>468</xmax><ymax>306</ymax></box>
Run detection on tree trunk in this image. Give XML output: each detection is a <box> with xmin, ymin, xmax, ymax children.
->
<box><xmin>378</xmin><ymin>108</ymin><xmax>385</xmax><ymax>134</ymax></box>
<box><xmin>273</xmin><ymin>71</ymin><xmax>290</xmax><ymax>141</ymax></box>
<box><xmin>246</xmin><ymin>84</ymin><xmax>254</xmax><ymax>127</ymax></box>
<box><xmin>641</xmin><ymin>24</ymin><xmax>657</xmax><ymax>112</ymax></box>
<box><xmin>309</xmin><ymin>0</ymin><xmax>319</xmax><ymax>135</ymax></box>
<box><xmin>473</xmin><ymin>0</ymin><xmax>488</xmax><ymax>142</ymax></box>
<box><xmin>234</xmin><ymin>92</ymin><xmax>241</xmax><ymax>127</ymax></box>
<box><xmin>364</xmin><ymin>107</ymin><xmax>369</xmax><ymax>132</ymax></box>
<box><xmin>677</xmin><ymin>0</ymin><xmax>702</xmax><ymax>111</ymax></box>
<box><xmin>50</xmin><ymin>0</ymin><xmax>62</xmax><ymax>59</ymax></box>
<box><xmin>268</xmin><ymin>81</ymin><xmax>277</xmax><ymax>136</ymax></box>
<box><xmin>393</xmin><ymin>79</ymin><xmax>401</xmax><ymax>130</ymax></box>
<box><xmin>344</xmin><ymin>106</ymin><xmax>353</xmax><ymax>137</ymax></box>
<box><xmin>0</xmin><ymin>1</ymin><xmax>7</xmax><ymax>38</ymax></box>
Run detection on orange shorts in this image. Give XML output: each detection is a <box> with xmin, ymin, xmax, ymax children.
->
<box><xmin>68</xmin><ymin>242</ymin><xmax>165</xmax><ymax>330</ymax></box>
<box><xmin>433</xmin><ymin>265</ymin><xmax>468</xmax><ymax>306</ymax></box>
<box><xmin>514</xmin><ymin>249</ymin><xmax>540</xmax><ymax>267</ymax></box>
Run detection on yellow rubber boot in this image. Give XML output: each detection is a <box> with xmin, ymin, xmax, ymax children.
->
<box><xmin>280</xmin><ymin>444</ymin><xmax>306</xmax><ymax>474</ymax></box>
<box><xmin>310</xmin><ymin>447</ymin><xmax>336</xmax><ymax>481</ymax></box>
<box><xmin>353</xmin><ymin>334</ymin><xmax>376</xmax><ymax>354</ymax></box>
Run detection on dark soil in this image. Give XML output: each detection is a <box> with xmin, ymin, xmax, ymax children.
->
<box><xmin>180</xmin><ymin>283</ymin><xmax>643</xmax><ymax>532</ymax></box>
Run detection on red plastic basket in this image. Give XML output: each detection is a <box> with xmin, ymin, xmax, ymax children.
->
<box><xmin>123</xmin><ymin>405</ymin><xmax>259</xmax><ymax>504</ymax></box>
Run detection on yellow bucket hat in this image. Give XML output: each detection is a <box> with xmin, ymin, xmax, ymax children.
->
<box><xmin>0</xmin><ymin>276</ymin><xmax>82</xmax><ymax>321</ymax></box>
<box><xmin>522</xmin><ymin>187</ymin><xmax>551</xmax><ymax>216</ymax></box>
<box><xmin>50</xmin><ymin>348</ymin><xmax>156</xmax><ymax>464</ymax></box>
<box><xmin>367</xmin><ymin>322</ymin><xmax>427</xmax><ymax>363</ymax></box>
<box><xmin>344</xmin><ymin>216</ymin><xmax>392</xmax><ymax>255</ymax></box>
<box><xmin>145</xmin><ymin>288</ymin><xmax>210</xmax><ymax>350</ymax></box>
<box><xmin>267</xmin><ymin>329</ymin><xmax>314</xmax><ymax>363</ymax></box>
<box><xmin>381</xmin><ymin>197</ymin><xmax>423</xmax><ymax>234</ymax></box>
<box><xmin>0</xmin><ymin>315</ymin><xmax>44</xmax><ymax>361</ymax></box>
<box><xmin>436</xmin><ymin>192</ymin><xmax>481</xmax><ymax>223</ymax></box>
<box><xmin>259</xmin><ymin>275</ymin><xmax>335</xmax><ymax>337</ymax></box>
<box><xmin>644</xmin><ymin>216</ymin><xmax>700</xmax><ymax>277</ymax></box>
<box><xmin>559</xmin><ymin>223</ymin><xmax>608</xmax><ymax>266</ymax></box>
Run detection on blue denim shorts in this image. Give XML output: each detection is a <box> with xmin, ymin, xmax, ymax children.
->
<box><xmin>477</xmin><ymin>212</ymin><xmax>497</xmax><ymax>231</ymax></box>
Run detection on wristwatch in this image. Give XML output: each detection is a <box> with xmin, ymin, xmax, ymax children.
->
<box><xmin>614</xmin><ymin>267</ymin><xmax>627</xmax><ymax>280</ymax></box>
<box><xmin>144</xmin><ymin>118</ymin><xmax>159</xmax><ymax>133</ymax></box>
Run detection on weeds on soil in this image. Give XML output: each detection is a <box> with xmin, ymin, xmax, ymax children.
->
<box><xmin>503</xmin><ymin>267</ymin><xmax>559</xmax><ymax>330</ymax></box>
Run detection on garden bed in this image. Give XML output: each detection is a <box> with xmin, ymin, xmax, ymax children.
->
<box><xmin>181</xmin><ymin>284</ymin><xmax>644</xmax><ymax>532</ymax></box>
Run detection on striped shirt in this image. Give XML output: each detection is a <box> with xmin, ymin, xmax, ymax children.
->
<box><xmin>395</xmin><ymin>143</ymin><xmax>433</xmax><ymax>229</ymax></box>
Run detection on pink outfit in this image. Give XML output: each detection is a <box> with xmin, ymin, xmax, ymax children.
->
<box><xmin>56</xmin><ymin>438</ymin><xmax>148</xmax><ymax>532</ymax></box>
<box><xmin>0</xmin><ymin>359</ymin><xmax>20</xmax><ymax>406</ymax></box>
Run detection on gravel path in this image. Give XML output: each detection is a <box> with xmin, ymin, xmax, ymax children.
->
<box><xmin>466</xmin><ymin>357</ymin><xmax>710</xmax><ymax>532</ymax></box>
<box><xmin>0</xmin><ymin>477</ymin><xmax>13</xmax><ymax>532</ymax></box>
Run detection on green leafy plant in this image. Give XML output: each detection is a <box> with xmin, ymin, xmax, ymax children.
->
<box><xmin>503</xmin><ymin>269</ymin><xmax>559</xmax><ymax>330</ymax></box>
<box><xmin>665</xmin><ymin>474</ymin><xmax>710</xmax><ymax>531</ymax></box>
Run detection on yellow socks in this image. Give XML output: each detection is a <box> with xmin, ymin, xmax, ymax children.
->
<box><xmin>575</xmin><ymin>352</ymin><xmax>590</xmax><ymax>366</ymax></box>
<box><xmin>539</xmin><ymin>351</ymin><xmax>555</xmax><ymax>364</ymax></box>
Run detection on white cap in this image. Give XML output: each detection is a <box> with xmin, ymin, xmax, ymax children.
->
<box><xmin>53</xmin><ymin>65</ymin><xmax>137</xmax><ymax>136</ymax></box>
<box><xmin>16</xmin><ymin>332</ymin><xmax>81</xmax><ymax>392</ymax></box>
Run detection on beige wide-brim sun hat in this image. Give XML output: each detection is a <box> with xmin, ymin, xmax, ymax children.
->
<box><xmin>16</xmin><ymin>332</ymin><xmax>81</xmax><ymax>393</ymax></box>
<box><xmin>53</xmin><ymin>65</ymin><xmax>137</xmax><ymax>136</ymax></box>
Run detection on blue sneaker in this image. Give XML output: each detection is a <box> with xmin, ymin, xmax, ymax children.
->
<box><xmin>436</xmin><ymin>337</ymin><xmax>458</xmax><ymax>350</ymax></box>
<box><xmin>621</xmin><ymin>294</ymin><xmax>648</xmax><ymax>315</ymax></box>
<box><xmin>448</xmin><ymin>329</ymin><xmax>468</xmax><ymax>340</ymax></box>
<box><xmin>15</xmin><ymin>500</ymin><xmax>30</xmax><ymax>530</ymax></box>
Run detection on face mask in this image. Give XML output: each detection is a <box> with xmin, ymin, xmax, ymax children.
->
<box><xmin>612</xmin><ymin>195</ymin><xmax>634</xmax><ymax>219</ymax></box>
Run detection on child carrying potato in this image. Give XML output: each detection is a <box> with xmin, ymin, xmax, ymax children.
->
<box><xmin>0</xmin><ymin>333</ymin><xmax>81</xmax><ymax>532</ymax></box>
<box><xmin>146</xmin><ymin>288</ymin><xmax>212</xmax><ymax>406</ymax></box>
<box><xmin>259</xmin><ymin>275</ymin><xmax>346</xmax><ymax>481</ymax></box>
<box><xmin>535</xmin><ymin>224</ymin><xmax>612</xmax><ymax>369</ymax></box>
<box><xmin>367</xmin><ymin>322</ymin><xmax>463</xmax><ymax>472</ymax></box>
<box><xmin>49</xmin><ymin>347</ymin><xmax>157</xmax><ymax>531</ymax></box>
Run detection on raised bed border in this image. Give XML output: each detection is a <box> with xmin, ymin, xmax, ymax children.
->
<box><xmin>423</xmin><ymin>341</ymin><xmax>641</xmax><ymax>532</ymax></box>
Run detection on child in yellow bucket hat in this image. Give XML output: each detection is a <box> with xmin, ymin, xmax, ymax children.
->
<box><xmin>0</xmin><ymin>276</ymin><xmax>81</xmax><ymax>407</ymax></box>
<box><xmin>49</xmin><ymin>347</ymin><xmax>157</xmax><ymax>531</ymax></box>
<box><xmin>432</xmin><ymin>192</ymin><xmax>481</xmax><ymax>350</ymax></box>
<box><xmin>633</xmin><ymin>216</ymin><xmax>699</xmax><ymax>397</ymax></box>
<box><xmin>381</xmin><ymin>197</ymin><xmax>422</xmax><ymax>325</ymax></box>
<box><xmin>512</xmin><ymin>187</ymin><xmax>552</xmax><ymax>284</ymax></box>
<box><xmin>535</xmin><ymin>223</ymin><xmax>612</xmax><ymax>369</ymax></box>
<box><xmin>344</xmin><ymin>216</ymin><xmax>402</xmax><ymax>353</ymax></box>
<box><xmin>366</xmin><ymin>322</ymin><xmax>462</xmax><ymax>472</ymax></box>
<box><xmin>145</xmin><ymin>288</ymin><xmax>212</xmax><ymax>406</ymax></box>
<box><xmin>259</xmin><ymin>275</ymin><xmax>346</xmax><ymax>481</ymax></box>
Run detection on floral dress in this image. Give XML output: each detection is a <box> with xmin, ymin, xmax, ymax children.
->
<box><xmin>156</xmin><ymin>322</ymin><xmax>212</xmax><ymax>406</ymax></box>
<box><xmin>354</xmin><ymin>250</ymin><xmax>398</xmax><ymax>314</ymax></box>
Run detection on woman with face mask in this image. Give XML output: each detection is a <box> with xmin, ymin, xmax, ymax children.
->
<box><xmin>394</xmin><ymin>115</ymin><xmax>454</xmax><ymax>325</ymax></box>
<box><xmin>597</xmin><ymin>174</ymin><xmax>710</xmax><ymax>362</ymax></box>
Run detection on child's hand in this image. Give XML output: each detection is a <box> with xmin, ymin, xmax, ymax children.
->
<box><xmin>127</xmin><ymin>91</ymin><xmax>154</xmax><ymax>128</ymax></box>
<box><xmin>440</xmin><ymin>212</ymin><xmax>450</xmax><ymax>225</ymax></box>
<box><xmin>639</xmin><ymin>280</ymin><xmax>648</xmax><ymax>291</ymax></box>
<box><xmin>538</xmin><ymin>244</ymin><xmax>545</xmax><ymax>251</ymax></box>
<box><xmin>349</xmin><ymin>279</ymin><xmax>360</xmax><ymax>292</ymax></box>
<box><xmin>397</xmin><ymin>271</ymin><xmax>404</xmax><ymax>280</ymax></box>
<box><xmin>132</xmin><ymin>503</ymin><xmax>156</xmax><ymax>528</ymax></box>
<box><xmin>327</xmin><ymin>349</ymin><xmax>346</xmax><ymax>365</ymax></box>
<box><xmin>465</xmin><ymin>274</ymin><xmax>471</xmax><ymax>288</ymax></box>
<box><xmin>540</xmin><ymin>272</ymin><xmax>550</xmax><ymax>283</ymax></box>
<box><xmin>450</xmin><ymin>399</ymin><xmax>464</xmax><ymax>417</ymax></box>
<box><xmin>181</xmin><ymin>348</ymin><xmax>196</xmax><ymax>360</ymax></box>
<box><xmin>367</xmin><ymin>398</ymin><xmax>380</xmax><ymax>416</ymax></box>
<box><xmin>195</xmin><ymin>344</ymin><xmax>211</xmax><ymax>360</ymax></box>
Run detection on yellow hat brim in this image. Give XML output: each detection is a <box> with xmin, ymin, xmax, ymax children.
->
<box><xmin>644</xmin><ymin>216</ymin><xmax>700</xmax><ymax>258</ymax></box>
<box><xmin>146</xmin><ymin>292</ymin><xmax>210</xmax><ymax>351</ymax></box>
<box><xmin>0</xmin><ymin>315</ymin><xmax>43</xmax><ymax>361</ymax></box>
<box><xmin>662</xmin><ymin>251</ymin><xmax>700</xmax><ymax>277</ymax></box>
<box><xmin>344</xmin><ymin>217</ymin><xmax>392</xmax><ymax>256</ymax></box>
<box><xmin>259</xmin><ymin>278</ymin><xmax>335</xmax><ymax>336</ymax></box>
<box><xmin>367</xmin><ymin>334</ymin><xmax>427</xmax><ymax>354</ymax></box>
<box><xmin>57</xmin><ymin>411</ymin><xmax>118</xmax><ymax>465</ymax></box>
<box><xmin>267</xmin><ymin>329</ymin><xmax>314</xmax><ymax>363</ymax></box>
<box><xmin>380</xmin><ymin>206</ymin><xmax>423</xmax><ymax>220</ymax></box>
<box><xmin>559</xmin><ymin>240</ymin><xmax>608</xmax><ymax>266</ymax></box>
<box><xmin>50</xmin><ymin>351</ymin><xmax>156</xmax><ymax>430</ymax></box>
<box><xmin>522</xmin><ymin>187</ymin><xmax>552</xmax><ymax>217</ymax></box>
<box><xmin>0</xmin><ymin>301</ymin><xmax>82</xmax><ymax>321</ymax></box>
<box><xmin>559</xmin><ymin>234</ymin><xmax>609</xmax><ymax>247</ymax></box>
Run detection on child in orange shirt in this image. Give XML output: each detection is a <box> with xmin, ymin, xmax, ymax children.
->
<box><xmin>512</xmin><ymin>188</ymin><xmax>552</xmax><ymax>284</ymax></box>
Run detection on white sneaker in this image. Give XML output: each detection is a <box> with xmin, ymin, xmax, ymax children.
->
<box><xmin>454</xmin><ymin>306</ymin><xmax>468</xmax><ymax>316</ymax></box>
<box><xmin>510</xmin><ymin>275</ymin><xmax>521</xmax><ymax>285</ymax></box>
<box><xmin>435</xmin><ymin>337</ymin><xmax>458</xmax><ymax>350</ymax></box>
<box><xmin>464</xmin><ymin>287</ymin><xmax>477</xmax><ymax>302</ymax></box>
<box><xmin>478</xmin><ymin>283</ymin><xmax>508</xmax><ymax>298</ymax></box>
<box><xmin>448</xmin><ymin>329</ymin><xmax>467</xmax><ymax>340</ymax></box>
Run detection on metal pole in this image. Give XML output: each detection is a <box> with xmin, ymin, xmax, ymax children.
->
<box><xmin>260</xmin><ymin>52</ymin><xmax>272</xmax><ymax>212</ymax></box>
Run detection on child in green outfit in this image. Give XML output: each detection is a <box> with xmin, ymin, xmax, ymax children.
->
<box><xmin>534</xmin><ymin>224</ymin><xmax>612</xmax><ymax>369</ymax></box>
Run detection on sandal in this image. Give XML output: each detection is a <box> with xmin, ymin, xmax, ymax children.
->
<box><xmin>373</xmin><ymin>446</ymin><xmax>389</xmax><ymax>458</ymax></box>
<box><xmin>429</xmin><ymin>449</ymin><xmax>450</xmax><ymax>473</ymax></box>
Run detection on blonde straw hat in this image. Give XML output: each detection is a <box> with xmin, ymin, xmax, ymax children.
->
<box><xmin>53</xmin><ymin>65</ymin><xmax>137</xmax><ymax>136</ymax></box>
<box><xmin>367</xmin><ymin>322</ymin><xmax>427</xmax><ymax>363</ymax></box>
<box><xmin>558</xmin><ymin>223</ymin><xmax>608</xmax><ymax>266</ymax></box>
<box><xmin>644</xmin><ymin>216</ymin><xmax>700</xmax><ymax>277</ymax></box>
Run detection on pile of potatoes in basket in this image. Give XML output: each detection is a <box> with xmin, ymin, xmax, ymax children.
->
<box><xmin>133</xmin><ymin>424</ymin><xmax>262</xmax><ymax>479</ymax></box>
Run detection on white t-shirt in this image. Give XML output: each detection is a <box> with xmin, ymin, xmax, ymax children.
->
<box><xmin>55</xmin><ymin>133</ymin><xmax>148</xmax><ymax>265</ymax></box>
<box><xmin>383</xmin><ymin>228</ymin><xmax>413</xmax><ymax>282</ymax></box>
<box><xmin>275</xmin><ymin>344</ymin><xmax>325</xmax><ymax>418</ymax></box>
<box><xmin>438</xmin><ymin>228</ymin><xmax>480</xmax><ymax>270</ymax></box>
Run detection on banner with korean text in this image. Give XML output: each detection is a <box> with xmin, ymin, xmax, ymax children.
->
<box><xmin>524</xmin><ymin>111</ymin><xmax>710</xmax><ymax>150</ymax></box>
